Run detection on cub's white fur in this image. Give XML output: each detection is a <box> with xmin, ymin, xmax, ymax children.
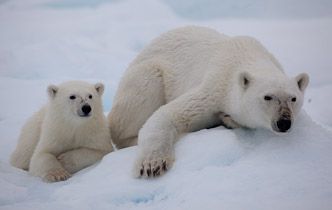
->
<box><xmin>11</xmin><ymin>81</ymin><xmax>113</xmax><ymax>182</ymax></box>
<box><xmin>108</xmin><ymin>26</ymin><xmax>309</xmax><ymax>178</ymax></box>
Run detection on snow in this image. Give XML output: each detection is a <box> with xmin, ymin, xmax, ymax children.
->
<box><xmin>0</xmin><ymin>0</ymin><xmax>332</xmax><ymax>209</ymax></box>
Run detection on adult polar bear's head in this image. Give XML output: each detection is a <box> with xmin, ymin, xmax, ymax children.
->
<box><xmin>236</xmin><ymin>71</ymin><xmax>309</xmax><ymax>133</ymax></box>
<box><xmin>47</xmin><ymin>81</ymin><xmax>104</xmax><ymax>121</ymax></box>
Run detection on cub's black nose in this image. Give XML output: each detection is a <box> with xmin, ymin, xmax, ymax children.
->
<box><xmin>276</xmin><ymin>119</ymin><xmax>291</xmax><ymax>132</ymax></box>
<box><xmin>82</xmin><ymin>104</ymin><xmax>91</xmax><ymax>115</ymax></box>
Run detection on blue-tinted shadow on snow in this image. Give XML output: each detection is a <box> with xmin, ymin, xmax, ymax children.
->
<box><xmin>110</xmin><ymin>188</ymin><xmax>169</xmax><ymax>207</ymax></box>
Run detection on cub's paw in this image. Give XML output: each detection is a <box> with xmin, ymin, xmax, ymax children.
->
<box><xmin>134</xmin><ymin>152</ymin><xmax>174</xmax><ymax>178</ymax></box>
<box><xmin>43</xmin><ymin>168</ymin><xmax>71</xmax><ymax>182</ymax></box>
<box><xmin>57</xmin><ymin>152</ymin><xmax>76</xmax><ymax>174</ymax></box>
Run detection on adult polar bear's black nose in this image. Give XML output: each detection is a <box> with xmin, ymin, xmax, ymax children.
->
<box><xmin>276</xmin><ymin>119</ymin><xmax>291</xmax><ymax>132</ymax></box>
<box><xmin>82</xmin><ymin>104</ymin><xmax>91</xmax><ymax>115</ymax></box>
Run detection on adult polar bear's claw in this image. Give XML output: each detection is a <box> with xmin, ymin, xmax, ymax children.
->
<box><xmin>134</xmin><ymin>152</ymin><xmax>175</xmax><ymax>178</ymax></box>
<box><xmin>108</xmin><ymin>26</ymin><xmax>309</xmax><ymax>178</ymax></box>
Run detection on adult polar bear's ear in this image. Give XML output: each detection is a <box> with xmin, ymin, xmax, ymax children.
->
<box><xmin>47</xmin><ymin>85</ymin><xmax>58</xmax><ymax>99</ymax></box>
<box><xmin>239</xmin><ymin>72</ymin><xmax>252</xmax><ymax>90</ymax></box>
<box><xmin>95</xmin><ymin>83</ymin><xmax>104</xmax><ymax>96</ymax></box>
<box><xmin>295</xmin><ymin>73</ymin><xmax>309</xmax><ymax>92</ymax></box>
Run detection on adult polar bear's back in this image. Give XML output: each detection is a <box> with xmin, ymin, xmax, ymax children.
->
<box><xmin>108</xmin><ymin>26</ymin><xmax>309</xmax><ymax>177</ymax></box>
<box><xmin>109</xmin><ymin>26</ymin><xmax>230</xmax><ymax>148</ymax></box>
<box><xmin>131</xmin><ymin>26</ymin><xmax>230</xmax><ymax>100</ymax></box>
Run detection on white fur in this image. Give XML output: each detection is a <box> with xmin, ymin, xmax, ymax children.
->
<box><xmin>10</xmin><ymin>81</ymin><xmax>113</xmax><ymax>182</ymax></box>
<box><xmin>107</xmin><ymin>26</ymin><xmax>309</xmax><ymax>178</ymax></box>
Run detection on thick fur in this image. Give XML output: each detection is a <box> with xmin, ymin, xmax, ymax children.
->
<box><xmin>10</xmin><ymin>81</ymin><xmax>113</xmax><ymax>182</ymax></box>
<box><xmin>107</xmin><ymin>26</ymin><xmax>309</xmax><ymax>178</ymax></box>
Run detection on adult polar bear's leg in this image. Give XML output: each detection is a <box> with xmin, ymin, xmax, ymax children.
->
<box><xmin>108</xmin><ymin>61</ymin><xmax>166</xmax><ymax>149</ymax></box>
<box><xmin>134</xmin><ymin>87</ymin><xmax>218</xmax><ymax>178</ymax></box>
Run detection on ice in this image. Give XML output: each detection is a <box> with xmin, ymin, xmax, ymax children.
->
<box><xmin>1</xmin><ymin>0</ymin><xmax>332</xmax><ymax>209</ymax></box>
<box><xmin>163</xmin><ymin>0</ymin><xmax>332</xmax><ymax>20</ymax></box>
<box><xmin>1</xmin><ymin>112</ymin><xmax>332</xmax><ymax>210</ymax></box>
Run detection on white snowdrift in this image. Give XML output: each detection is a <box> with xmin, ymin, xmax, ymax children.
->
<box><xmin>1</xmin><ymin>112</ymin><xmax>332</xmax><ymax>210</ymax></box>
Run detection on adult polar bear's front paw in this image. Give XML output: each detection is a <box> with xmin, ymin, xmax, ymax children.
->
<box><xmin>134</xmin><ymin>150</ymin><xmax>175</xmax><ymax>178</ymax></box>
<box><xmin>219</xmin><ymin>112</ymin><xmax>240</xmax><ymax>129</ymax></box>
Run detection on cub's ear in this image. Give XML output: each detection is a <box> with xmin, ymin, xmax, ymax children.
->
<box><xmin>295</xmin><ymin>73</ymin><xmax>309</xmax><ymax>92</ymax></box>
<box><xmin>239</xmin><ymin>72</ymin><xmax>252</xmax><ymax>90</ymax></box>
<box><xmin>47</xmin><ymin>85</ymin><xmax>58</xmax><ymax>99</ymax></box>
<box><xmin>95</xmin><ymin>83</ymin><xmax>104</xmax><ymax>96</ymax></box>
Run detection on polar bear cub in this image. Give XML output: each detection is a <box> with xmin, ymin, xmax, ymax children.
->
<box><xmin>10</xmin><ymin>81</ymin><xmax>113</xmax><ymax>182</ymax></box>
<box><xmin>108</xmin><ymin>26</ymin><xmax>309</xmax><ymax>178</ymax></box>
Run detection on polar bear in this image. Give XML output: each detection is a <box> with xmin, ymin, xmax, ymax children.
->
<box><xmin>10</xmin><ymin>81</ymin><xmax>113</xmax><ymax>182</ymax></box>
<box><xmin>108</xmin><ymin>26</ymin><xmax>309</xmax><ymax>178</ymax></box>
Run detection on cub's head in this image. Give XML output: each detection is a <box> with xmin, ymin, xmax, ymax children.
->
<box><xmin>47</xmin><ymin>81</ymin><xmax>104</xmax><ymax>119</ymax></box>
<box><xmin>238</xmin><ymin>72</ymin><xmax>309</xmax><ymax>133</ymax></box>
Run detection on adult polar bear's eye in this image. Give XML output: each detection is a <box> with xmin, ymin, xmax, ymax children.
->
<box><xmin>69</xmin><ymin>95</ymin><xmax>76</xmax><ymax>100</ymax></box>
<box><xmin>89</xmin><ymin>94</ymin><xmax>93</xmax><ymax>99</ymax></box>
<box><xmin>291</xmin><ymin>97</ymin><xmax>297</xmax><ymax>102</ymax></box>
<box><xmin>264</xmin><ymin>95</ymin><xmax>272</xmax><ymax>101</ymax></box>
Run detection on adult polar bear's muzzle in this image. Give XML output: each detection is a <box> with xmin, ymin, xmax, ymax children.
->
<box><xmin>276</xmin><ymin>118</ymin><xmax>292</xmax><ymax>132</ymax></box>
<box><xmin>272</xmin><ymin>118</ymin><xmax>293</xmax><ymax>133</ymax></box>
<box><xmin>271</xmin><ymin>108</ymin><xmax>293</xmax><ymax>133</ymax></box>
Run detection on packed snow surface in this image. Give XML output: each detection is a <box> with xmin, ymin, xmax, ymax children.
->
<box><xmin>1</xmin><ymin>0</ymin><xmax>332</xmax><ymax>209</ymax></box>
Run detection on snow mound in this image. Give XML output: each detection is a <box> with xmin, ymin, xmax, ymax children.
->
<box><xmin>1</xmin><ymin>112</ymin><xmax>332</xmax><ymax>210</ymax></box>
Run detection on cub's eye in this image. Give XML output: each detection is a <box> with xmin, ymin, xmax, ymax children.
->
<box><xmin>69</xmin><ymin>95</ymin><xmax>76</xmax><ymax>100</ymax></box>
<box><xmin>264</xmin><ymin>96</ymin><xmax>272</xmax><ymax>101</ymax></box>
<box><xmin>89</xmin><ymin>94</ymin><xmax>93</xmax><ymax>99</ymax></box>
<box><xmin>291</xmin><ymin>97</ymin><xmax>297</xmax><ymax>102</ymax></box>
